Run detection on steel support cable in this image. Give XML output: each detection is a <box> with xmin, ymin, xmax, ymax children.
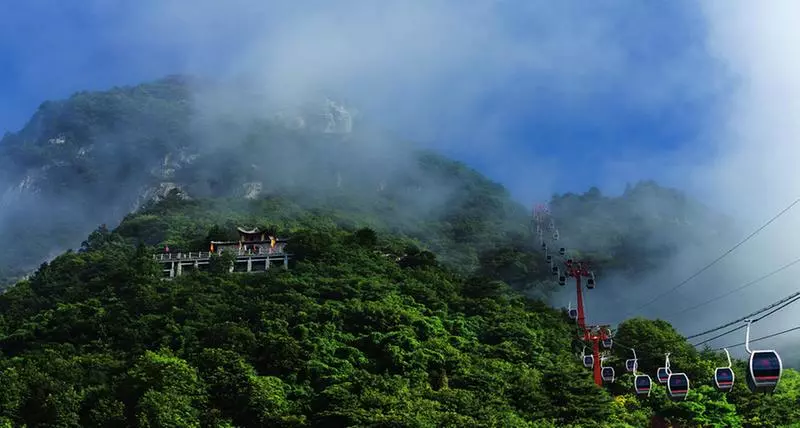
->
<box><xmin>691</xmin><ymin>324</ymin><xmax>747</xmax><ymax>348</ymax></box>
<box><xmin>597</xmin><ymin>296</ymin><xmax>800</xmax><ymax>364</ymax></box>
<box><xmin>675</xmin><ymin>256</ymin><xmax>800</xmax><ymax>316</ymax></box>
<box><xmin>691</xmin><ymin>293</ymin><xmax>800</xmax><ymax>347</ymax></box>
<box><xmin>622</xmin><ymin>197</ymin><xmax>800</xmax><ymax>317</ymax></box>
<box><xmin>713</xmin><ymin>325</ymin><xmax>800</xmax><ymax>351</ymax></box>
<box><xmin>686</xmin><ymin>290</ymin><xmax>800</xmax><ymax>340</ymax></box>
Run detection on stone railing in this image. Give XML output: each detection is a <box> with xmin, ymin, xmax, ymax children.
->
<box><xmin>153</xmin><ymin>252</ymin><xmax>212</xmax><ymax>261</ymax></box>
<box><xmin>153</xmin><ymin>249</ymin><xmax>286</xmax><ymax>261</ymax></box>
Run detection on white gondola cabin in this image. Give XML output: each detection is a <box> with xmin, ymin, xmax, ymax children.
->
<box><xmin>559</xmin><ymin>247</ymin><xmax>566</xmax><ymax>256</ymax></box>
<box><xmin>602</xmin><ymin>338</ymin><xmax>612</xmax><ymax>349</ymax></box>
<box><xmin>634</xmin><ymin>375</ymin><xmax>652</xmax><ymax>396</ymax></box>
<box><xmin>582</xmin><ymin>347</ymin><xmax>594</xmax><ymax>368</ymax></box>
<box><xmin>747</xmin><ymin>351</ymin><xmax>782</xmax><ymax>393</ymax></box>
<box><xmin>656</xmin><ymin>367</ymin><xmax>670</xmax><ymax>384</ymax></box>
<box><xmin>715</xmin><ymin>368</ymin><xmax>734</xmax><ymax>392</ymax></box>
<box><xmin>743</xmin><ymin>320</ymin><xmax>782</xmax><ymax>393</ymax></box>
<box><xmin>601</xmin><ymin>366</ymin><xmax>615</xmax><ymax>383</ymax></box>
<box><xmin>558</xmin><ymin>274</ymin><xmax>566</xmax><ymax>286</ymax></box>
<box><xmin>667</xmin><ymin>373</ymin><xmax>690</xmax><ymax>400</ymax></box>
<box><xmin>587</xmin><ymin>272</ymin><xmax>596</xmax><ymax>289</ymax></box>
<box><xmin>629</xmin><ymin>349</ymin><xmax>651</xmax><ymax>397</ymax></box>
<box><xmin>567</xmin><ymin>302</ymin><xmax>578</xmax><ymax>320</ymax></box>
<box><xmin>714</xmin><ymin>349</ymin><xmax>735</xmax><ymax>392</ymax></box>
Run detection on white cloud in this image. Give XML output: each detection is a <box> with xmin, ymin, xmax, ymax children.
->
<box><xmin>604</xmin><ymin>0</ymin><xmax>800</xmax><ymax>355</ymax></box>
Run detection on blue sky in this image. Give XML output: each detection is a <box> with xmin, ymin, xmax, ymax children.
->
<box><xmin>0</xmin><ymin>0</ymin><xmax>722</xmax><ymax>203</ymax></box>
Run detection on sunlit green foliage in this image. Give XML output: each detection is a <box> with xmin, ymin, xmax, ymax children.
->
<box><xmin>0</xmin><ymin>197</ymin><xmax>797</xmax><ymax>426</ymax></box>
<box><xmin>0</xmin><ymin>77</ymin><xmax>797</xmax><ymax>426</ymax></box>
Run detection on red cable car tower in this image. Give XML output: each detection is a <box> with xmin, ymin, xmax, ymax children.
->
<box><xmin>534</xmin><ymin>202</ymin><xmax>611</xmax><ymax>386</ymax></box>
<box><xmin>565</xmin><ymin>259</ymin><xmax>610</xmax><ymax>386</ymax></box>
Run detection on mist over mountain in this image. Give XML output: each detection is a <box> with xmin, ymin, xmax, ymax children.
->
<box><xmin>1</xmin><ymin>76</ymin><xmax>799</xmax><ymax>426</ymax></box>
<box><xmin>0</xmin><ymin>76</ymin><xmax>728</xmax><ymax>291</ymax></box>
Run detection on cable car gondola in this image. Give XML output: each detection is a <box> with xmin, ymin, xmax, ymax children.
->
<box><xmin>553</xmin><ymin>230</ymin><xmax>559</xmax><ymax>240</ymax></box>
<box><xmin>582</xmin><ymin>347</ymin><xmax>594</xmax><ymax>368</ymax></box>
<box><xmin>559</xmin><ymin>247</ymin><xmax>566</xmax><ymax>256</ymax></box>
<box><xmin>714</xmin><ymin>348</ymin><xmax>735</xmax><ymax>392</ymax></box>
<box><xmin>656</xmin><ymin>353</ymin><xmax>671</xmax><ymax>384</ymax></box>
<box><xmin>602</xmin><ymin>337</ymin><xmax>612</xmax><ymax>349</ymax></box>
<box><xmin>635</xmin><ymin>374</ymin><xmax>652</xmax><ymax>396</ymax></box>
<box><xmin>748</xmin><ymin>351</ymin><xmax>781</xmax><ymax>393</ymax></box>
<box><xmin>568</xmin><ymin>302</ymin><xmax>577</xmax><ymax>320</ymax></box>
<box><xmin>551</xmin><ymin>265</ymin><xmax>558</xmax><ymax>275</ymax></box>
<box><xmin>628</xmin><ymin>349</ymin><xmax>651</xmax><ymax>397</ymax></box>
<box><xmin>667</xmin><ymin>373</ymin><xmax>690</xmax><ymax>400</ymax></box>
<box><xmin>558</xmin><ymin>274</ymin><xmax>566</xmax><ymax>286</ymax></box>
<box><xmin>600</xmin><ymin>357</ymin><xmax>614</xmax><ymax>382</ymax></box>
<box><xmin>587</xmin><ymin>272</ymin><xmax>596</xmax><ymax>289</ymax></box>
<box><xmin>602</xmin><ymin>367</ymin><xmax>615</xmax><ymax>382</ymax></box>
<box><xmin>546</xmin><ymin>255</ymin><xmax>552</xmax><ymax>263</ymax></box>
<box><xmin>743</xmin><ymin>320</ymin><xmax>782</xmax><ymax>393</ymax></box>
<box><xmin>656</xmin><ymin>367</ymin><xmax>670</xmax><ymax>384</ymax></box>
<box><xmin>715</xmin><ymin>368</ymin><xmax>734</xmax><ymax>392</ymax></box>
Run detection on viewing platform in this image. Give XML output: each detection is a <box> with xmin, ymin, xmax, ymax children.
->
<box><xmin>153</xmin><ymin>249</ymin><xmax>291</xmax><ymax>278</ymax></box>
<box><xmin>153</xmin><ymin>226</ymin><xmax>292</xmax><ymax>278</ymax></box>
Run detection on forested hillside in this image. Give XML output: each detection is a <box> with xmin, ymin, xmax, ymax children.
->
<box><xmin>1</xmin><ymin>195</ymin><xmax>799</xmax><ymax>427</ymax></box>
<box><xmin>1</xmin><ymin>77</ymin><xmax>797</xmax><ymax>426</ymax></box>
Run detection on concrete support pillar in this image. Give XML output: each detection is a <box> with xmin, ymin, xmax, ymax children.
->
<box><xmin>194</xmin><ymin>260</ymin><xmax>199</xmax><ymax>270</ymax></box>
<box><xmin>266</xmin><ymin>257</ymin><xmax>270</xmax><ymax>270</ymax></box>
<box><xmin>247</xmin><ymin>257</ymin><xmax>252</xmax><ymax>272</ymax></box>
<box><xmin>283</xmin><ymin>254</ymin><xmax>289</xmax><ymax>269</ymax></box>
<box><xmin>176</xmin><ymin>262</ymin><xmax>182</xmax><ymax>277</ymax></box>
<box><xmin>170</xmin><ymin>262</ymin><xmax>175</xmax><ymax>278</ymax></box>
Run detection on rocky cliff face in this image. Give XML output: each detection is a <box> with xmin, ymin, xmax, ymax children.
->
<box><xmin>0</xmin><ymin>75</ymin><xmax>364</xmax><ymax>282</ymax></box>
<box><xmin>0</xmin><ymin>75</ymin><xmax>728</xmax><ymax>292</ymax></box>
<box><xmin>272</xmin><ymin>98</ymin><xmax>355</xmax><ymax>134</ymax></box>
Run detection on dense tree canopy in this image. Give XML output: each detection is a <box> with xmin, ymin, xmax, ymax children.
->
<box><xmin>0</xmin><ymin>76</ymin><xmax>796</xmax><ymax>426</ymax></box>
<box><xmin>0</xmin><ymin>195</ymin><xmax>797</xmax><ymax>427</ymax></box>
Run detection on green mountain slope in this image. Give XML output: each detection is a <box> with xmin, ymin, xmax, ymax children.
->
<box><xmin>0</xmin><ymin>197</ymin><xmax>798</xmax><ymax>427</ymax></box>
<box><xmin>1</xmin><ymin>76</ymin><xmax>796</xmax><ymax>426</ymax></box>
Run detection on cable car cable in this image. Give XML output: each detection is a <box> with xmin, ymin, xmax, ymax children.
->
<box><xmin>712</xmin><ymin>324</ymin><xmax>800</xmax><ymax>351</ymax></box>
<box><xmin>692</xmin><ymin>294</ymin><xmax>800</xmax><ymax>346</ymax></box>
<box><xmin>692</xmin><ymin>324</ymin><xmax>747</xmax><ymax>348</ymax></box>
<box><xmin>691</xmin><ymin>294</ymin><xmax>800</xmax><ymax>346</ymax></box>
<box><xmin>686</xmin><ymin>290</ymin><xmax>800</xmax><ymax>340</ymax></box>
<box><xmin>621</xmin><ymin>196</ymin><xmax>800</xmax><ymax>316</ymax></box>
<box><xmin>687</xmin><ymin>291</ymin><xmax>800</xmax><ymax>341</ymax></box>
<box><xmin>674</xmin><ymin>256</ymin><xmax>800</xmax><ymax>316</ymax></box>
